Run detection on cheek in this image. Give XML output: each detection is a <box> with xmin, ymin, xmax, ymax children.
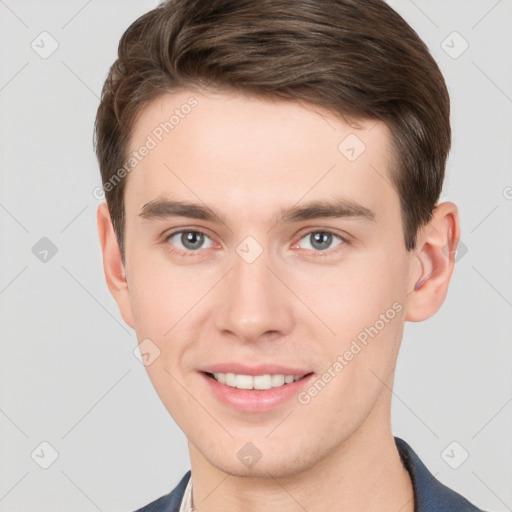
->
<box><xmin>290</xmin><ymin>249</ymin><xmax>406</xmax><ymax>336</ymax></box>
<box><xmin>127</xmin><ymin>256</ymin><xmax>203</xmax><ymax>335</ymax></box>
<box><xmin>292</xmin><ymin>254</ymin><xmax>407</xmax><ymax>427</ymax></box>
<box><xmin>127</xmin><ymin>263</ymin><xmax>205</xmax><ymax>424</ymax></box>
<box><xmin>127</xmin><ymin>258</ymin><xmax>221</xmax><ymax>378</ymax></box>
<box><xmin>291</xmin><ymin>248</ymin><xmax>408</xmax><ymax>403</ymax></box>
<box><xmin>128</xmin><ymin>274</ymin><xmax>172</xmax><ymax>337</ymax></box>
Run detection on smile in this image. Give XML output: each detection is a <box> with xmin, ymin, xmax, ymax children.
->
<box><xmin>207</xmin><ymin>372</ymin><xmax>308</xmax><ymax>390</ymax></box>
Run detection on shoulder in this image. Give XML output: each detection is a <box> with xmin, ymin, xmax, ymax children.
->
<box><xmin>133</xmin><ymin>471</ymin><xmax>191</xmax><ymax>512</ymax></box>
<box><xmin>394</xmin><ymin>437</ymin><xmax>487</xmax><ymax>512</ymax></box>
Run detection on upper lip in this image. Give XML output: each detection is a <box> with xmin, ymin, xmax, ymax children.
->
<box><xmin>200</xmin><ymin>363</ymin><xmax>313</xmax><ymax>376</ymax></box>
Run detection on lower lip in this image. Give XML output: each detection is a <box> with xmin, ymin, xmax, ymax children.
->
<box><xmin>200</xmin><ymin>372</ymin><xmax>315</xmax><ymax>413</ymax></box>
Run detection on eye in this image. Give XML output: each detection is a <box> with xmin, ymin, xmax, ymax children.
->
<box><xmin>295</xmin><ymin>230</ymin><xmax>345</xmax><ymax>253</ymax></box>
<box><xmin>166</xmin><ymin>230</ymin><xmax>215</xmax><ymax>254</ymax></box>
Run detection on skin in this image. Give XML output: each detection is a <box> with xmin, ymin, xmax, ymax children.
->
<box><xmin>97</xmin><ymin>88</ymin><xmax>460</xmax><ymax>512</ymax></box>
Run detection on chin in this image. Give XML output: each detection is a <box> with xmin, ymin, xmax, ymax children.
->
<box><xmin>203</xmin><ymin>440</ymin><xmax>322</xmax><ymax>479</ymax></box>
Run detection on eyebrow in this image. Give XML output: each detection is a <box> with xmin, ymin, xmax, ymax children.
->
<box><xmin>139</xmin><ymin>197</ymin><xmax>376</xmax><ymax>225</ymax></box>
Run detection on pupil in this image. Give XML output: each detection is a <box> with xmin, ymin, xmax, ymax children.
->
<box><xmin>311</xmin><ymin>232</ymin><xmax>331</xmax><ymax>251</ymax></box>
<box><xmin>183</xmin><ymin>231</ymin><xmax>203</xmax><ymax>250</ymax></box>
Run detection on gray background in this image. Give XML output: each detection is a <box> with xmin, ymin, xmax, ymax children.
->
<box><xmin>1</xmin><ymin>0</ymin><xmax>511</xmax><ymax>511</ymax></box>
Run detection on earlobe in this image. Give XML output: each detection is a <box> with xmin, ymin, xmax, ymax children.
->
<box><xmin>96</xmin><ymin>203</ymin><xmax>135</xmax><ymax>329</ymax></box>
<box><xmin>405</xmin><ymin>202</ymin><xmax>460</xmax><ymax>322</ymax></box>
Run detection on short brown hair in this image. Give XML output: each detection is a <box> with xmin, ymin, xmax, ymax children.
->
<box><xmin>94</xmin><ymin>0</ymin><xmax>450</xmax><ymax>260</ymax></box>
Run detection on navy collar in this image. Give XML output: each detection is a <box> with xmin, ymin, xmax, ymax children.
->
<box><xmin>394</xmin><ymin>437</ymin><xmax>484</xmax><ymax>511</ymax></box>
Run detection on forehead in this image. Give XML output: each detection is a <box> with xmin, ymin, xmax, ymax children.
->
<box><xmin>125</xmin><ymin>89</ymin><xmax>398</xmax><ymax>223</ymax></box>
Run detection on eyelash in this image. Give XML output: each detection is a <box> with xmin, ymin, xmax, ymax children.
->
<box><xmin>163</xmin><ymin>228</ymin><xmax>348</xmax><ymax>258</ymax></box>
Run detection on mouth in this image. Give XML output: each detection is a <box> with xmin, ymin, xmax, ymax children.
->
<box><xmin>198</xmin><ymin>363</ymin><xmax>316</xmax><ymax>412</ymax></box>
<box><xmin>203</xmin><ymin>371</ymin><xmax>314</xmax><ymax>390</ymax></box>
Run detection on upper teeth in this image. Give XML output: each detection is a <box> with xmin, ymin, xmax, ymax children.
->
<box><xmin>213</xmin><ymin>373</ymin><xmax>304</xmax><ymax>390</ymax></box>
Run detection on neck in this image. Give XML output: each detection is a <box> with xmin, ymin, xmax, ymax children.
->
<box><xmin>187</xmin><ymin>397</ymin><xmax>414</xmax><ymax>512</ymax></box>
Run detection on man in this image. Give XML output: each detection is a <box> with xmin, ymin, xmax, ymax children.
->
<box><xmin>94</xmin><ymin>0</ymin><xmax>486</xmax><ymax>510</ymax></box>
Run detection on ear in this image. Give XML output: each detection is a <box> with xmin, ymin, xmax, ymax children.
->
<box><xmin>96</xmin><ymin>202</ymin><xmax>135</xmax><ymax>329</ymax></box>
<box><xmin>405</xmin><ymin>202</ymin><xmax>461</xmax><ymax>322</ymax></box>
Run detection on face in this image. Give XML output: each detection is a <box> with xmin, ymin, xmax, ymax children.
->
<box><xmin>109</xmin><ymin>89</ymin><xmax>418</xmax><ymax>477</ymax></box>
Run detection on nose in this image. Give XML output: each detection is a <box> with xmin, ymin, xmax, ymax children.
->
<box><xmin>213</xmin><ymin>247</ymin><xmax>295</xmax><ymax>344</ymax></box>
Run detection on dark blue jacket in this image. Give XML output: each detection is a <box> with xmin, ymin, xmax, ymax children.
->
<box><xmin>134</xmin><ymin>437</ymin><xmax>486</xmax><ymax>511</ymax></box>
